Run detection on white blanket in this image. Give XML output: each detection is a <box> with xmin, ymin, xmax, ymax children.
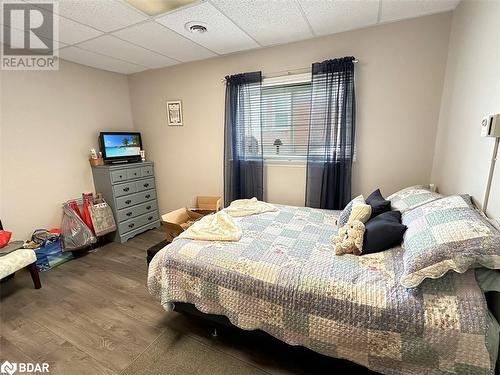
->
<box><xmin>175</xmin><ymin>198</ymin><xmax>278</xmax><ymax>242</ymax></box>
<box><xmin>175</xmin><ymin>211</ymin><xmax>242</xmax><ymax>242</ymax></box>
<box><xmin>224</xmin><ymin>197</ymin><xmax>278</xmax><ymax>217</ymax></box>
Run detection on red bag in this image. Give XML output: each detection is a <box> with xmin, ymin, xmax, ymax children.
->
<box><xmin>69</xmin><ymin>200</ymin><xmax>82</xmax><ymax>219</ymax></box>
<box><xmin>0</xmin><ymin>230</ymin><xmax>12</xmax><ymax>248</ymax></box>
<box><xmin>82</xmin><ymin>199</ymin><xmax>95</xmax><ymax>234</ymax></box>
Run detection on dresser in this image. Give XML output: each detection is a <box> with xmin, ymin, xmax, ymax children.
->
<box><xmin>91</xmin><ymin>161</ymin><xmax>161</xmax><ymax>243</ymax></box>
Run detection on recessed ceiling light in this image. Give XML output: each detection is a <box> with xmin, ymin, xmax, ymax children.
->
<box><xmin>185</xmin><ymin>21</ymin><xmax>208</xmax><ymax>34</ymax></box>
<box><xmin>125</xmin><ymin>0</ymin><xmax>197</xmax><ymax>17</ymax></box>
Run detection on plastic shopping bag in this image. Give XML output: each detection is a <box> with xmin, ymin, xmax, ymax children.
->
<box><xmin>89</xmin><ymin>201</ymin><xmax>116</xmax><ymax>236</ymax></box>
<box><xmin>61</xmin><ymin>203</ymin><xmax>96</xmax><ymax>250</ymax></box>
<box><xmin>34</xmin><ymin>234</ymin><xmax>73</xmax><ymax>271</ymax></box>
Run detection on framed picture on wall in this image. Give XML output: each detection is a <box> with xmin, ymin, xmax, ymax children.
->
<box><xmin>166</xmin><ymin>100</ymin><xmax>183</xmax><ymax>126</ymax></box>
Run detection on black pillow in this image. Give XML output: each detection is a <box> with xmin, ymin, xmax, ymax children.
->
<box><xmin>366</xmin><ymin>189</ymin><xmax>391</xmax><ymax>219</ymax></box>
<box><xmin>363</xmin><ymin>211</ymin><xmax>406</xmax><ymax>254</ymax></box>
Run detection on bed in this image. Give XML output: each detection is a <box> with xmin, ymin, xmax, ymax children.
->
<box><xmin>148</xmin><ymin>204</ymin><xmax>499</xmax><ymax>375</ymax></box>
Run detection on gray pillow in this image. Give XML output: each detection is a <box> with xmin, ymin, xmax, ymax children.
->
<box><xmin>400</xmin><ymin>195</ymin><xmax>500</xmax><ymax>288</ymax></box>
<box><xmin>388</xmin><ymin>185</ymin><xmax>442</xmax><ymax>213</ymax></box>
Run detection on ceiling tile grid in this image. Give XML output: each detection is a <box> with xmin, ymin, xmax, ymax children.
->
<box><xmin>1</xmin><ymin>4</ymin><xmax>103</xmax><ymax>45</ymax></box>
<box><xmin>77</xmin><ymin>35</ymin><xmax>178</xmax><ymax>69</ymax></box>
<box><xmin>59</xmin><ymin>46</ymin><xmax>146</xmax><ymax>74</ymax></box>
<box><xmin>4</xmin><ymin>0</ymin><xmax>460</xmax><ymax>74</ymax></box>
<box><xmin>1</xmin><ymin>24</ymin><xmax>67</xmax><ymax>50</ymax></box>
<box><xmin>210</xmin><ymin>0</ymin><xmax>314</xmax><ymax>46</ymax></box>
<box><xmin>47</xmin><ymin>0</ymin><xmax>148</xmax><ymax>33</ymax></box>
<box><xmin>298</xmin><ymin>0</ymin><xmax>380</xmax><ymax>36</ymax></box>
<box><xmin>55</xmin><ymin>15</ymin><xmax>104</xmax><ymax>45</ymax></box>
<box><xmin>112</xmin><ymin>21</ymin><xmax>216</xmax><ymax>62</ymax></box>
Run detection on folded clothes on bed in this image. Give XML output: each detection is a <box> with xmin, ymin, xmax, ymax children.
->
<box><xmin>224</xmin><ymin>197</ymin><xmax>278</xmax><ymax>217</ymax></box>
<box><xmin>175</xmin><ymin>211</ymin><xmax>242</xmax><ymax>242</ymax></box>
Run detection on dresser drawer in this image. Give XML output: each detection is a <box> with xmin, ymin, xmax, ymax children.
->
<box><xmin>141</xmin><ymin>166</ymin><xmax>154</xmax><ymax>177</ymax></box>
<box><xmin>116</xmin><ymin>201</ymin><xmax>158</xmax><ymax>222</ymax></box>
<box><xmin>116</xmin><ymin>189</ymin><xmax>156</xmax><ymax>209</ymax></box>
<box><xmin>111</xmin><ymin>170</ymin><xmax>128</xmax><ymax>183</ymax></box>
<box><xmin>136</xmin><ymin>178</ymin><xmax>155</xmax><ymax>192</ymax></box>
<box><xmin>119</xmin><ymin>211</ymin><xmax>159</xmax><ymax>234</ymax></box>
<box><xmin>127</xmin><ymin>167</ymin><xmax>141</xmax><ymax>180</ymax></box>
<box><xmin>113</xmin><ymin>181</ymin><xmax>137</xmax><ymax>197</ymax></box>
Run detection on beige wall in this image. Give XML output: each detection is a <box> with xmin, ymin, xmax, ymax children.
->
<box><xmin>264</xmin><ymin>163</ymin><xmax>306</xmax><ymax>206</ymax></box>
<box><xmin>128</xmin><ymin>13</ymin><xmax>451</xmax><ymax>213</ymax></box>
<box><xmin>1</xmin><ymin>60</ymin><xmax>134</xmax><ymax>240</ymax></box>
<box><xmin>0</xmin><ymin>12</ymin><xmax>456</xmax><ymax>239</ymax></box>
<box><xmin>431</xmin><ymin>0</ymin><xmax>500</xmax><ymax>222</ymax></box>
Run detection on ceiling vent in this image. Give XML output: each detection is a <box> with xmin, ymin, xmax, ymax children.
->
<box><xmin>185</xmin><ymin>21</ymin><xmax>208</xmax><ymax>34</ymax></box>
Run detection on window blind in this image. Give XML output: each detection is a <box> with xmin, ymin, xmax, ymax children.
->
<box><xmin>261</xmin><ymin>82</ymin><xmax>311</xmax><ymax>159</ymax></box>
<box><xmin>232</xmin><ymin>79</ymin><xmax>262</xmax><ymax>159</ymax></box>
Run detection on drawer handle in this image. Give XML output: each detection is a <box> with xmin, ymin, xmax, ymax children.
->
<box><xmin>126</xmin><ymin>212</ymin><xmax>132</xmax><ymax>217</ymax></box>
<box><xmin>134</xmin><ymin>172</ymin><xmax>137</xmax><ymax>176</ymax></box>
<box><xmin>148</xmin><ymin>216</ymin><xmax>153</xmax><ymax>221</ymax></box>
<box><xmin>123</xmin><ymin>187</ymin><xmax>130</xmax><ymax>192</ymax></box>
<box><xmin>125</xmin><ymin>200</ymin><xmax>132</xmax><ymax>204</ymax></box>
<box><xmin>143</xmin><ymin>183</ymin><xmax>149</xmax><ymax>188</ymax></box>
<box><xmin>119</xmin><ymin>175</ymin><xmax>123</xmax><ymax>178</ymax></box>
<box><xmin>128</xmin><ymin>223</ymin><xmax>135</xmax><ymax>228</ymax></box>
<box><xmin>145</xmin><ymin>194</ymin><xmax>151</xmax><ymax>199</ymax></box>
<box><xmin>146</xmin><ymin>205</ymin><xmax>151</xmax><ymax>210</ymax></box>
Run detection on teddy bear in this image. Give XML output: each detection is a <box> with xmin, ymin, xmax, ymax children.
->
<box><xmin>331</xmin><ymin>220</ymin><xmax>365</xmax><ymax>256</ymax></box>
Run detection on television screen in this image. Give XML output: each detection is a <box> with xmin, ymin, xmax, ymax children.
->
<box><xmin>100</xmin><ymin>132</ymin><xmax>142</xmax><ymax>161</ymax></box>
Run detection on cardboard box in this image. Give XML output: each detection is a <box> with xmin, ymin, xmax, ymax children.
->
<box><xmin>194</xmin><ymin>196</ymin><xmax>222</xmax><ymax>212</ymax></box>
<box><xmin>161</xmin><ymin>208</ymin><xmax>204</xmax><ymax>242</ymax></box>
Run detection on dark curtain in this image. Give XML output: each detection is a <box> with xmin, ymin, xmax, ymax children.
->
<box><xmin>224</xmin><ymin>71</ymin><xmax>263</xmax><ymax>207</ymax></box>
<box><xmin>305</xmin><ymin>57</ymin><xmax>356</xmax><ymax>209</ymax></box>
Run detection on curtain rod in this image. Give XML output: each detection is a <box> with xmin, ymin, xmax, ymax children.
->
<box><xmin>221</xmin><ymin>59</ymin><xmax>359</xmax><ymax>83</ymax></box>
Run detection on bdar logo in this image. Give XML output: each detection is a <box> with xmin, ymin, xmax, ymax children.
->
<box><xmin>0</xmin><ymin>361</ymin><xmax>17</xmax><ymax>375</ymax></box>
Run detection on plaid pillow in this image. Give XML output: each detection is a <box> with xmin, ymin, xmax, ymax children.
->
<box><xmin>388</xmin><ymin>185</ymin><xmax>442</xmax><ymax>213</ymax></box>
<box><xmin>400</xmin><ymin>195</ymin><xmax>500</xmax><ymax>288</ymax></box>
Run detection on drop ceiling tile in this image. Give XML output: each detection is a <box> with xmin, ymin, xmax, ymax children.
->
<box><xmin>1</xmin><ymin>24</ymin><xmax>67</xmax><ymax>50</ymax></box>
<box><xmin>210</xmin><ymin>0</ymin><xmax>313</xmax><ymax>46</ymax></box>
<box><xmin>57</xmin><ymin>16</ymin><xmax>103</xmax><ymax>44</ymax></box>
<box><xmin>156</xmin><ymin>1</ymin><xmax>259</xmax><ymax>55</ymax></box>
<box><xmin>77</xmin><ymin>35</ymin><xmax>178</xmax><ymax>69</ymax></box>
<box><xmin>2</xmin><ymin>5</ymin><xmax>102</xmax><ymax>44</ymax></box>
<box><xmin>40</xmin><ymin>0</ymin><xmax>148</xmax><ymax>32</ymax></box>
<box><xmin>113</xmin><ymin>21</ymin><xmax>216</xmax><ymax>62</ymax></box>
<box><xmin>298</xmin><ymin>0</ymin><xmax>379</xmax><ymax>36</ymax></box>
<box><xmin>59</xmin><ymin>46</ymin><xmax>146</xmax><ymax>74</ymax></box>
<box><xmin>380</xmin><ymin>0</ymin><xmax>460</xmax><ymax>23</ymax></box>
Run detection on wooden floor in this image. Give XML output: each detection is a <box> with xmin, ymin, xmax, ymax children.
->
<box><xmin>0</xmin><ymin>228</ymin><xmax>374</xmax><ymax>375</ymax></box>
<box><xmin>1</xmin><ymin>229</ymin><xmax>170</xmax><ymax>375</ymax></box>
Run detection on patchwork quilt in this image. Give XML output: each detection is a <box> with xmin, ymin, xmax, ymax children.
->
<box><xmin>148</xmin><ymin>205</ymin><xmax>494</xmax><ymax>375</ymax></box>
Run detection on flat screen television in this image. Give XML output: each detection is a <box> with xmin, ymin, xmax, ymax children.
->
<box><xmin>99</xmin><ymin>132</ymin><xmax>142</xmax><ymax>163</ymax></box>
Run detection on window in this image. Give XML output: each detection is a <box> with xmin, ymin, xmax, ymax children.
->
<box><xmin>261</xmin><ymin>74</ymin><xmax>311</xmax><ymax>160</ymax></box>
